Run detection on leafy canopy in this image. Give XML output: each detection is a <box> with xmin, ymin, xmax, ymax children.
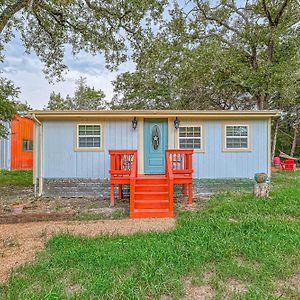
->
<box><xmin>46</xmin><ymin>77</ymin><xmax>106</xmax><ymax>110</ymax></box>
<box><xmin>0</xmin><ymin>0</ymin><xmax>167</xmax><ymax>79</ymax></box>
<box><xmin>0</xmin><ymin>78</ymin><xmax>18</xmax><ymax>137</ymax></box>
<box><xmin>113</xmin><ymin>0</ymin><xmax>300</xmax><ymax>110</ymax></box>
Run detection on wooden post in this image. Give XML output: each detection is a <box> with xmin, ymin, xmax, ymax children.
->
<box><xmin>118</xmin><ymin>184</ymin><xmax>122</xmax><ymax>200</ymax></box>
<box><xmin>188</xmin><ymin>183</ymin><xmax>192</xmax><ymax>204</ymax></box>
<box><xmin>183</xmin><ymin>184</ymin><xmax>188</xmax><ymax>196</ymax></box>
<box><xmin>110</xmin><ymin>184</ymin><xmax>115</xmax><ymax>207</ymax></box>
<box><xmin>254</xmin><ymin>182</ymin><xmax>269</xmax><ymax>198</ymax></box>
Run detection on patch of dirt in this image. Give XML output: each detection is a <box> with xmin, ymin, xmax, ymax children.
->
<box><xmin>0</xmin><ymin>186</ymin><xmax>33</xmax><ymax>199</ymax></box>
<box><xmin>183</xmin><ymin>277</ymin><xmax>216</xmax><ymax>300</ymax></box>
<box><xmin>288</xmin><ymin>272</ymin><xmax>300</xmax><ymax>291</ymax></box>
<box><xmin>184</xmin><ymin>285</ymin><xmax>216</xmax><ymax>300</ymax></box>
<box><xmin>0</xmin><ymin>218</ymin><xmax>175</xmax><ymax>283</ymax></box>
<box><xmin>228</xmin><ymin>217</ymin><xmax>239</xmax><ymax>223</ymax></box>
<box><xmin>281</xmin><ymin>215</ymin><xmax>298</xmax><ymax>222</ymax></box>
<box><xmin>0</xmin><ymin>185</ymin><xmax>129</xmax><ymax>223</ymax></box>
<box><xmin>65</xmin><ymin>283</ymin><xmax>84</xmax><ymax>296</ymax></box>
<box><xmin>0</xmin><ymin>186</ymin><xmax>34</xmax><ymax>210</ymax></box>
<box><xmin>225</xmin><ymin>278</ymin><xmax>248</xmax><ymax>297</ymax></box>
<box><xmin>203</xmin><ymin>271</ymin><xmax>215</xmax><ymax>283</ymax></box>
<box><xmin>177</xmin><ymin>197</ymin><xmax>210</xmax><ymax>213</ymax></box>
<box><xmin>274</xmin><ymin>268</ymin><xmax>300</xmax><ymax>298</ymax></box>
<box><xmin>178</xmin><ymin>203</ymin><xmax>200</xmax><ymax>212</ymax></box>
<box><xmin>234</xmin><ymin>256</ymin><xmax>260</xmax><ymax>269</ymax></box>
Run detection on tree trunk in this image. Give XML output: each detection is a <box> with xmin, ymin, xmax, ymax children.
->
<box><xmin>272</xmin><ymin>118</ymin><xmax>280</xmax><ymax>161</ymax></box>
<box><xmin>254</xmin><ymin>182</ymin><xmax>269</xmax><ymax>198</ymax></box>
<box><xmin>257</xmin><ymin>93</ymin><xmax>268</xmax><ymax>110</ymax></box>
<box><xmin>290</xmin><ymin>126</ymin><xmax>298</xmax><ymax>157</ymax></box>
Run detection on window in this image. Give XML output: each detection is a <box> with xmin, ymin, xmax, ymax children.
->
<box><xmin>224</xmin><ymin>125</ymin><xmax>250</xmax><ymax>150</ymax></box>
<box><xmin>76</xmin><ymin>124</ymin><xmax>102</xmax><ymax>150</ymax></box>
<box><xmin>22</xmin><ymin>139</ymin><xmax>33</xmax><ymax>151</ymax></box>
<box><xmin>178</xmin><ymin>126</ymin><xmax>203</xmax><ymax>150</ymax></box>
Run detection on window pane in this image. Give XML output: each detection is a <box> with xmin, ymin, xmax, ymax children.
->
<box><xmin>179</xmin><ymin>126</ymin><xmax>201</xmax><ymax>137</ymax></box>
<box><xmin>22</xmin><ymin>139</ymin><xmax>33</xmax><ymax>151</ymax></box>
<box><xmin>193</xmin><ymin>128</ymin><xmax>201</xmax><ymax>135</ymax></box>
<box><xmin>179</xmin><ymin>127</ymin><xmax>187</xmax><ymax>137</ymax></box>
<box><xmin>187</xmin><ymin>129</ymin><xmax>194</xmax><ymax>137</ymax></box>
<box><xmin>226</xmin><ymin>125</ymin><xmax>248</xmax><ymax>137</ymax></box>
<box><xmin>79</xmin><ymin>137</ymin><xmax>101</xmax><ymax>148</ymax></box>
<box><xmin>226</xmin><ymin>137</ymin><xmax>248</xmax><ymax>149</ymax></box>
<box><xmin>78</xmin><ymin>125</ymin><xmax>101</xmax><ymax>136</ymax></box>
<box><xmin>226</xmin><ymin>127</ymin><xmax>234</xmax><ymax>136</ymax></box>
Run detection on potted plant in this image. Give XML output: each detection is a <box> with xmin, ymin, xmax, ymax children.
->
<box><xmin>10</xmin><ymin>197</ymin><xmax>24</xmax><ymax>214</ymax></box>
<box><xmin>254</xmin><ymin>173</ymin><xmax>268</xmax><ymax>183</ymax></box>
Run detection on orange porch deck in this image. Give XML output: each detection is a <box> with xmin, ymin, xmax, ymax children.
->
<box><xmin>109</xmin><ymin>150</ymin><xmax>193</xmax><ymax>218</ymax></box>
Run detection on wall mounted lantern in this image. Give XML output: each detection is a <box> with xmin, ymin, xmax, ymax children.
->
<box><xmin>174</xmin><ymin>117</ymin><xmax>180</xmax><ymax>129</ymax></box>
<box><xmin>132</xmin><ymin>117</ymin><xmax>138</xmax><ymax>130</ymax></box>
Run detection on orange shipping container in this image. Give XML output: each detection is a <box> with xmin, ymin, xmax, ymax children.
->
<box><xmin>10</xmin><ymin>115</ymin><xmax>34</xmax><ymax>170</ymax></box>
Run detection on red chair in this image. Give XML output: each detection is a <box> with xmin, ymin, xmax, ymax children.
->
<box><xmin>281</xmin><ymin>159</ymin><xmax>296</xmax><ymax>171</ymax></box>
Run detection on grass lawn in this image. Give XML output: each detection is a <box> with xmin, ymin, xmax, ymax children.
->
<box><xmin>1</xmin><ymin>171</ymin><xmax>300</xmax><ymax>299</ymax></box>
<box><xmin>0</xmin><ymin>170</ymin><xmax>33</xmax><ymax>187</ymax></box>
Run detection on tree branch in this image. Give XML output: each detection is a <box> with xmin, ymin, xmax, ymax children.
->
<box><xmin>262</xmin><ymin>0</ymin><xmax>274</xmax><ymax>26</ymax></box>
<box><xmin>225</xmin><ymin>2</ymin><xmax>249</xmax><ymax>24</ymax></box>
<box><xmin>274</xmin><ymin>0</ymin><xmax>289</xmax><ymax>25</ymax></box>
<box><xmin>0</xmin><ymin>0</ymin><xmax>30</xmax><ymax>34</ymax></box>
<box><xmin>195</xmin><ymin>1</ymin><xmax>240</xmax><ymax>35</ymax></box>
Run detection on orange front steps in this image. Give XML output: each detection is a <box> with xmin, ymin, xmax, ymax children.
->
<box><xmin>130</xmin><ymin>176</ymin><xmax>174</xmax><ymax>218</ymax></box>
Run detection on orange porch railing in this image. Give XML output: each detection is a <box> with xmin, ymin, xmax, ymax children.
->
<box><xmin>109</xmin><ymin>150</ymin><xmax>137</xmax><ymax>207</ymax></box>
<box><xmin>166</xmin><ymin>150</ymin><xmax>194</xmax><ymax>204</ymax></box>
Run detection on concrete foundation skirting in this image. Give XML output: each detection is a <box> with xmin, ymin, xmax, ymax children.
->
<box><xmin>43</xmin><ymin>178</ymin><xmax>253</xmax><ymax>198</ymax></box>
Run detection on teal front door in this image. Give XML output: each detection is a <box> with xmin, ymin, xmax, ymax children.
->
<box><xmin>144</xmin><ymin>119</ymin><xmax>168</xmax><ymax>174</ymax></box>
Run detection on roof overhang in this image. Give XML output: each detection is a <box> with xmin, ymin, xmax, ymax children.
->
<box><xmin>27</xmin><ymin>110</ymin><xmax>280</xmax><ymax>122</ymax></box>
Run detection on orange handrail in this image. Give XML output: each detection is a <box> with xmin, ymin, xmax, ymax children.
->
<box><xmin>166</xmin><ymin>151</ymin><xmax>174</xmax><ymax>213</ymax></box>
<box><xmin>129</xmin><ymin>151</ymin><xmax>137</xmax><ymax>214</ymax></box>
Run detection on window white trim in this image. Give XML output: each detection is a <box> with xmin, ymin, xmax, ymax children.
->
<box><xmin>176</xmin><ymin>123</ymin><xmax>205</xmax><ymax>152</ymax></box>
<box><xmin>74</xmin><ymin>123</ymin><xmax>104</xmax><ymax>152</ymax></box>
<box><xmin>222</xmin><ymin>122</ymin><xmax>252</xmax><ymax>152</ymax></box>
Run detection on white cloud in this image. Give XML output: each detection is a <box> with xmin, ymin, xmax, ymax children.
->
<box><xmin>2</xmin><ymin>36</ymin><xmax>135</xmax><ymax>109</ymax></box>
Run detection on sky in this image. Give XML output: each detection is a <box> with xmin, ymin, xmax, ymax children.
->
<box><xmin>2</xmin><ymin>34</ymin><xmax>134</xmax><ymax>109</ymax></box>
<box><xmin>1</xmin><ymin>0</ymin><xmax>221</xmax><ymax>110</ymax></box>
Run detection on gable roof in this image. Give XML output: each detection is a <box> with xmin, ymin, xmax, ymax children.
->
<box><xmin>28</xmin><ymin>110</ymin><xmax>279</xmax><ymax>121</ymax></box>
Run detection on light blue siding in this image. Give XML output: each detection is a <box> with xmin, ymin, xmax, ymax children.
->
<box><xmin>185</xmin><ymin>120</ymin><xmax>268</xmax><ymax>179</ymax></box>
<box><xmin>0</xmin><ymin>122</ymin><xmax>11</xmax><ymax>170</ymax></box>
<box><xmin>39</xmin><ymin>118</ymin><xmax>269</xmax><ymax>180</ymax></box>
<box><xmin>42</xmin><ymin>120</ymin><xmax>138</xmax><ymax>179</ymax></box>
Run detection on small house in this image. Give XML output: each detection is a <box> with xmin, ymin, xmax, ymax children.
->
<box><xmin>0</xmin><ymin>115</ymin><xmax>34</xmax><ymax>171</ymax></box>
<box><xmin>28</xmin><ymin>110</ymin><xmax>278</xmax><ymax>218</ymax></box>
